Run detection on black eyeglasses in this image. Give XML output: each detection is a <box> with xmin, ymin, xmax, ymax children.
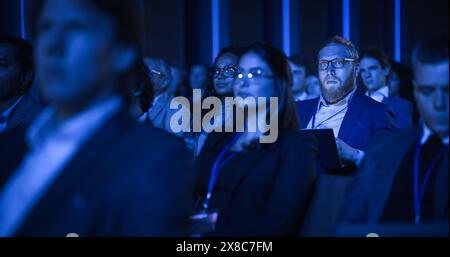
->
<box><xmin>211</xmin><ymin>65</ymin><xmax>238</xmax><ymax>78</ymax></box>
<box><xmin>318</xmin><ymin>58</ymin><xmax>356</xmax><ymax>70</ymax></box>
<box><xmin>236</xmin><ymin>67</ymin><xmax>274</xmax><ymax>80</ymax></box>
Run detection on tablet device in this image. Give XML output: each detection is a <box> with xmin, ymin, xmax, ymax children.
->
<box><xmin>300</xmin><ymin>129</ymin><xmax>342</xmax><ymax>170</ymax></box>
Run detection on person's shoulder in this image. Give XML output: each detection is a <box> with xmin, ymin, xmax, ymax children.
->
<box><xmin>131</xmin><ymin>120</ymin><xmax>186</xmax><ymax>147</ymax></box>
<box><xmin>356</xmin><ymin>92</ymin><xmax>394</xmax><ymax>118</ymax></box>
<box><xmin>370</xmin><ymin>125</ymin><xmax>419</xmax><ymax>149</ymax></box>
<box><xmin>388</xmin><ymin>95</ymin><xmax>413</xmax><ymax>108</ymax></box>
<box><xmin>296</xmin><ymin>97</ymin><xmax>318</xmax><ymax>108</ymax></box>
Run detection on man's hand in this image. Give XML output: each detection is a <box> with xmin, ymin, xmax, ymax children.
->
<box><xmin>335</xmin><ymin>137</ymin><xmax>365</xmax><ymax>165</ymax></box>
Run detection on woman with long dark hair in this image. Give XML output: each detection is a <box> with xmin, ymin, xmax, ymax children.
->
<box><xmin>193</xmin><ymin>42</ymin><xmax>318</xmax><ymax>236</ymax></box>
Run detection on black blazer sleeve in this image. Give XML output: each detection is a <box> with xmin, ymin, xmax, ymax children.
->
<box><xmin>229</xmin><ymin>132</ymin><xmax>319</xmax><ymax>236</ymax></box>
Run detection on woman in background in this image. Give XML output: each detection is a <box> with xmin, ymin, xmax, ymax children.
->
<box><xmin>193</xmin><ymin>42</ymin><xmax>318</xmax><ymax>236</ymax></box>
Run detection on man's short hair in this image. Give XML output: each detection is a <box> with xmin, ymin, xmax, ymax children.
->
<box><xmin>288</xmin><ymin>54</ymin><xmax>308</xmax><ymax>68</ymax></box>
<box><xmin>411</xmin><ymin>37</ymin><xmax>449</xmax><ymax>66</ymax></box>
<box><xmin>320</xmin><ymin>35</ymin><xmax>359</xmax><ymax>63</ymax></box>
<box><xmin>361</xmin><ymin>47</ymin><xmax>391</xmax><ymax>70</ymax></box>
<box><xmin>0</xmin><ymin>34</ymin><xmax>34</xmax><ymax>90</ymax></box>
<box><xmin>30</xmin><ymin>0</ymin><xmax>143</xmax><ymax>52</ymax></box>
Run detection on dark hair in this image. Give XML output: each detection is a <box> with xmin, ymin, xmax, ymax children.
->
<box><xmin>391</xmin><ymin>61</ymin><xmax>414</xmax><ymax>101</ymax></box>
<box><xmin>0</xmin><ymin>34</ymin><xmax>34</xmax><ymax>90</ymax></box>
<box><xmin>288</xmin><ymin>54</ymin><xmax>308</xmax><ymax>73</ymax></box>
<box><xmin>411</xmin><ymin>36</ymin><xmax>449</xmax><ymax>66</ymax></box>
<box><xmin>188</xmin><ymin>63</ymin><xmax>213</xmax><ymax>99</ymax></box>
<box><xmin>242</xmin><ymin>42</ymin><xmax>300</xmax><ymax>134</ymax></box>
<box><xmin>361</xmin><ymin>47</ymin><xmax>391</xmax><ymax>70</ymax></box>
<box><xmin>213</xmin><ymin>45</ymin><xmax>244</xmax><ymax>66</ymax></box>
<box><xmin>320</xmin><ymin>35</ymin><xmax>359</xmax><ymax>63</ymax></box>
<box><xmin>129</xmin><ymin>59</ymin><xmax>154</xmax><ymax>113</ymax></box>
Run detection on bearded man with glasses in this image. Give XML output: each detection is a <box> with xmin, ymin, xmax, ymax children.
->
<box><xmin>296</xmin><ymin>36</ymin><xmax>396</xmax><ymax>173</ymax></box>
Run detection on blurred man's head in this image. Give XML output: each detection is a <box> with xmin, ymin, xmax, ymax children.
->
<box><xmin>32</xmin><ymin>0</ymin><xmax>142</xmax><ymax>115</ymax></box>
<box><xmin>305</xmin><ymin>75</ymin><xmax>321</xmax><ymax>99</ymax></box>
<box><xmin>412</xmin><ymin>37</ymin><xmax>449</xmax><ymax>138</ymax></box>
<box><xmin>360</xmin><ymin>47</ymin><xmax>391</xmax><ymax>93</ymax></box>
<box><xmin>318</xmin><ymin>36</ymin><xmax>359</xmax><ymax>104</ymax></box>
<box><xmin>0</xmin><ymin>34</ymin><xmax>34</xmax><ymax>102</ymax></box>
<box><xmin>168</xmin><ymin>66</ymin><xmax>186</xmax><ymax>96</ymax></box>
<box><xmin>144</xmin><ymin>57</ymin><xmax>171</xmax><ymax>96</ymax></box>
<box><xmin>189</xmin><ymin>64</ymin><xmax>209</xmax><ymax>90</ymax></box>
<box><xmin>288</xmin><ymin>55</ymin><xmax>307</xmax><ymax>94</ymax></box>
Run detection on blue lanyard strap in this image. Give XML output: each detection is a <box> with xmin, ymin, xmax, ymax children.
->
<box><xmin>202</xmin><ymin>134</ymin><xmax>241</xmax><ymax>209</ymax></box>
<box><xmin>413</xmin><ymin>139</ymin><xmax>447</xmax><ymax>224</ymax></box>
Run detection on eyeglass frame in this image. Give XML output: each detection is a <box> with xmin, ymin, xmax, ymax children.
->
<box><xmin>318</xmin><ymin>58</ymin><xmax>356</xmax><ymax>70</ymax></box>
<box><xmin>210</xmin><ymin>65</ymin><xmax>239</xmax><ymax>78</ymax></box>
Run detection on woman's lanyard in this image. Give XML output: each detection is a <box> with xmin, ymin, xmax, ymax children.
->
<box><xmin>202</xmin><ymin>134</ymin><xmax>241</xmax><ymax>210</ymax></box>
<box><xmin>412</xmin><ymin>137</ymin><xmax>447</xmax><ymax>224</ymax></box>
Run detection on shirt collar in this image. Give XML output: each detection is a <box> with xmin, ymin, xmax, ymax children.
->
<box><xmin>365</xmin><ymin>85</ymin><xmax>389</xmax><ymax>101</ymax></box>
<box><xmin>0</xmin><ymin>95</ymin><xmax>24</xmax><ymax>123</ymax></box>
<box><xmin>319</xmin><ymin>86</ymin><xmax>357</xmax><ymax>108</ymax></box>
<box><xmin>421</xmin><ymin>123</ymin><xmax>449</xmax><ymax>145</ymax></box>
<box><xmin>26</xmin><ymin>95</ymin><xmax>122</xmax><ymax>150</ymax></box>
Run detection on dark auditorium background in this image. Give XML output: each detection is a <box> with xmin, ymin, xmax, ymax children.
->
<box><xmin>1</xmin><ymin>0</ymin><xmax>448</xmax><ymax>69</ymax></box>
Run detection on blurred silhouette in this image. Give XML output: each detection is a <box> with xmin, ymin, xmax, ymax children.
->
<box><xmin>340</xmin><ymin>37</ymin><xmax>448</xmax><ymax>235</ymax></box>
<box><xmin>0</xmin><ymin>34</ymin><xmax>42</xmax><ymax>134</ymax></box>
<box><xmin>0</xmin><ymin>0</ymin><xmax>196</xmax><ymax>237</ymax></box>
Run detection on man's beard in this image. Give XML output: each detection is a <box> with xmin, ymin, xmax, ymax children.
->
<box><xmin>320</xmin><ymin>72</ymin><xmax>355</xmax><ymax>104</ymax></box>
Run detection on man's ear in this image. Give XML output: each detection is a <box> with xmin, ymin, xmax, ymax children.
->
<box><xmin>111</xmin><ymin>45</ymin><xmax>138</xmax><ymax>73</ymax></box>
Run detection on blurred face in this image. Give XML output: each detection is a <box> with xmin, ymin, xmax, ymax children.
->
<box><xmin>305</xmin><ymin>75</ymin><xmax>321</xmax><ymax>98</ymax></box>
<box><xmin>0</xmin><ymin>44</ymin><xmax>25</xmax><ymax>101</ymax></box>
<box><xmin>360</xmin><ymin>57</ymin><xmax>389</xmax><ymax>92</ymax></box>
<box><xmin>234</xmin><ymin>52</ymin><xmax>275</xmax><ymax>108</ymax></box>
<box><xmin>35</xmin><ymin>0</ymin><xmax>120</xmax><ymax>108</ymax></box>
<box><xmin>318</xmin><ymin>44</ymin><xmax>357</xmax><ymax>103</ymax></box>
<box><xmin>145</xmin><ymin>59</ymin><xmax>171</xmax><ymax>94</ymax></box>
<box><xmin>212</xmin><ymin>53</ymin><xmax>238</xmax><ymax>96</ymax></box>
<box><xmin>413</xmin><ymin>60</ymin><xmax>449</xmax><ymax>138</ymax></box>
<box><xmin>189</xmin><ymin>65</ymin><xmax>208</xmax><ymax>89</ymax></box>
<box><xmin>168</xmin><ymin>66</ymin><xmax>184</xmax><ymax>95</ymax></box>
<box><xmin>289</xmin><ymin>62</ymin><xmax>306</xmax><ymax>94</ymax></box>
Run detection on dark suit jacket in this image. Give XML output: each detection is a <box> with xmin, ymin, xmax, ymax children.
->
<box><xmin>296</xmin><ymin>90</ymin><xmax>397</xmax><ymax>151</ymax></box>
<box><xmin>195</xmin><ymin>131</ymin><xmax>318</xmax><ymax>236</ymax></box>
<box><xmin>2</xmin><ymin>92</ymin><xmax>42</xmax><ymax>134</ymax></box>
<box><xmin>339</xmin><ymin>126</ymin><xmax>449</xmax><ymax>224</ymax></box>
<box><xmin>383</xmin><ymin>95</ymin><xmax>413</xmax><ymax>129</ymax></box>
<box><xmin>0</xmin><ymin>109</ymin><xmax>197</xmax><ymax>236</ymax></box>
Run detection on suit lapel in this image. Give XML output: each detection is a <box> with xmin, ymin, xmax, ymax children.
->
<box><xmin>338</xmin><ymin>91</ymin><xmax>368</xmax><ymax>141</ymax></box>
<box><xmin>434</xmin><ymin>146</ymin><xmax>449</xmax><ymax>220</ymax></box>
<box><xmin>16</xmin><ymin>109</ymin><xmax>133</xmax><ymax>235</ymax></box>
<box><xmin>213</xmin><ymin>142</ymin><xmax>276</xmax><ymax>205</ymax></box>
<box><xmin>370</xmin><ymin>126</ymin><xmax>422</xmax><ymax>222</ymax></box>
<box><xmin>297</xmin><ymin>99</ymin><xmax>318</xmax><ymax>129</ymax></box>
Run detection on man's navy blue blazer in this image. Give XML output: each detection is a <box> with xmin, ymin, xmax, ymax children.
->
<box><xmin>296</xmin><ymin>89</ymin><xmax>397</xmax><ymax>151</ymax></box>
<box><xmin>0</xmin><ymin>109</ymin><xmax>197</xmax><ymax>236</ymax></box>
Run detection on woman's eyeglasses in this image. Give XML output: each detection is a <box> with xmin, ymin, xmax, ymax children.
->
<box><xmin>211</xmin><ymin>65</ymin><xmax>238</xmax><ymax>78</ymax></box>
<box><xmin>236</xmin><ymin>68</ymin><xmax>274</xmax><ymax>80</ymax></box>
